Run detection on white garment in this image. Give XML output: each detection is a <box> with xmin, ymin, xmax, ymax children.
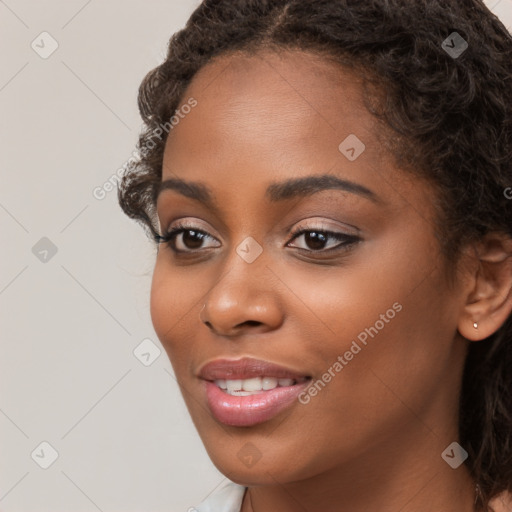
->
<box><xmin>193</xmin><ymin>481</ymin><xmax>247</xmax><ymax>512</ymax></box>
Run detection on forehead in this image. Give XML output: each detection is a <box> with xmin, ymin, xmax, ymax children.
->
<box><xmin>163</xmin><ymin>50</ymin><xmax>388</xmax><ymax>172</ymax></box>
<box><xmin>159</xmin><ymin>49</ymin><xmax>430</xmax><ymax>221</ymax></box>
<box><xmin>177</xmin><ymin>50</ymin><xmax>373</xmax><ymax>133</ymax></box>
<box><xmin>186</xmin><ymin>49</ymin><xmax>369</xmax><ymax>122</ymax></box>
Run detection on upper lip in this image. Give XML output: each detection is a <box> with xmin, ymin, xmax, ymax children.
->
<box><xmin>198</xmin><ymin>357</ymin><xmax>310</xmax><ymax>381</ymax></box>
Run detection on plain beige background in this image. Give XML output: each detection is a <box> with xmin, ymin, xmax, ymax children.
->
<box><xmin>1</xmin><ymin>1</ymin><xmax>511</xmax><ymax>511</ymax></box>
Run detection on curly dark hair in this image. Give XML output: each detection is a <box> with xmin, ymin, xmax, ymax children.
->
<box><xmin>118</xmin><ymin>0</ymin><xmax>512</xmax><ymax>509</ymax></box>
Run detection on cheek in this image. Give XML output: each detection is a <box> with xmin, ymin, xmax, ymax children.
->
<box><xmin>150</xmin><ymin>262</ymin><xmax>173</xmax><ymax>345</ymax></box>
<box><xmin>280</xmin><ymin>236</ymin><xmax>455</xmax><ymax>390</ymax></box>
<box><xmin>149</xmin><ymin>258</ymin><xmax>196</xmax><ymax>363</ymax></box>
<box><xmin>275</xmin><ymin>255</ymin><xmax>408</xmax><ymax>356</ymax></box>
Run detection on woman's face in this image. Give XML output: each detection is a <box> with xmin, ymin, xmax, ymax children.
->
<box><xmin>151</xmin><ymin>50</ymin><xmax>471</xmax><ymax>485</ymax></box>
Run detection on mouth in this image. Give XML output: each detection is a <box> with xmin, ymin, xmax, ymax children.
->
<box><xmin>198</xmin><ymin>357</ymin><xmax>312</xmax><ymax>427</ymax></box>
<box><xmin>212</xmin><ymin>376</ymin><xmax>310</xmax><ymax>396</ymax></box>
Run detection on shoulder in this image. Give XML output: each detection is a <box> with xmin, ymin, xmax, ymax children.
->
<box><xmin>193</xmin><ymin>480</ymin><xmax>247</xmax><ymax>512</ymax></box>
<box><xmin>488</xmin><ymin>490</ymin><xmax>512</xmax><ymax>512</ymax></box>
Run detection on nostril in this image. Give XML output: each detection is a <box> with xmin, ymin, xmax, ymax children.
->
<box><xmin>238</xmin><ymin>320</ymin><xmax>261</xmax><ymax>328</ymax></box>
<box><xmin>202</xmin><ymin>319</ymin><xmax>263</xmax><ymax>334</ymax></box>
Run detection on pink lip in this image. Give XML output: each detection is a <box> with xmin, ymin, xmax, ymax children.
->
<box><xmin>198</xmin><ymin>357</ymin><xmax>311</xmax><ymax>427</ymax></box>
<box><xmin>198</xmin><ymin>357</ymin><xmax>309</xmax><ymax>381</ymax></box>
<box><xmin>204</xmin><ymin>379</ymin><xmax>310</xmax><ymax>427</ymax></box>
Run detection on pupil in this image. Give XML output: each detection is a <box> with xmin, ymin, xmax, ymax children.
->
<box><xmin>305</xmin><ymin>232</ymin><xmax>326</xmax><ymax>250</ymax></box>
<box><xmin>183</xmin><ymin>230</ymin><xmax>204</xmax><ymax>249</ymax></box>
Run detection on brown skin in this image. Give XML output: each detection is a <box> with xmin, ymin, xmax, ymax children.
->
<box><xmin>150</xmin><ymin>50</ymin><xmax>512</xmax><ymax>512</ymax></box>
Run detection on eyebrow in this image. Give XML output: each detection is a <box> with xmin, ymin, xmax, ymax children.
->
<box><xmin>156</xmin><ymin>173</ymin><xmax>379</xmax><ymax>207</ymax></box>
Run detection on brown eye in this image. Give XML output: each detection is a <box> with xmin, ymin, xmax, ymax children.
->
<box><xmin>288</xmin><ymin>229</ymin><xmax>360</xmax><ymax>253</ymax></box>
<box><xmin>180</xmin><ymin>230</ymin><xmax>206</xmax><ymax>250</ymax></box>
<box><xmin>303</xmin><ymin>232</ymin><xmax>329</xmax><ymax>250</ymax></box>
<box><xmin>156</xmin><ymin>225</ymin><xmax>221</xmax><ymax>253</ymax></box>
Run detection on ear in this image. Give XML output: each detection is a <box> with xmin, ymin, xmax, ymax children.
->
<box><xmin>458</xmin><ymin>232</ymin><xmax>512</xmax><ymax>342</ymax></box>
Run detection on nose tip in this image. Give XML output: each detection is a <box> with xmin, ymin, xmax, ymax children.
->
<box><xmin>198</xmin><ymin>253</ymin><xmax>284</xmax><ymax>337</ymax></box>
<box><xmin>200</xmin><ymin>299</ymin><xmax>282</xmax><ymax>337</ymax></box>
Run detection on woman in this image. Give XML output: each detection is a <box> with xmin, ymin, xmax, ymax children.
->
<box><xmin>118</xmin><ymin>1</ymin><xmax>512</xmax><ymax>510</ymax></box>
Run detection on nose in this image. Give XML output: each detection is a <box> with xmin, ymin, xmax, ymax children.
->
<box><xmin>200</xmin><ymin>256</ymin><xmax>284</xmax><ymax>337</ymax></box>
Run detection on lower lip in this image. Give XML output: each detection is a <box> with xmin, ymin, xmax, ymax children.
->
<box><xmin>204</xmin><ymin>380</ymin><xmax>310</xmax><ymax>427</ymax></box>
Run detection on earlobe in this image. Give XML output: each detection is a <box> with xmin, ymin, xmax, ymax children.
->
<box><xmin>457</xmin><ymin>233</ymin><xmax>512</xmax><ymax>342</ymax></box>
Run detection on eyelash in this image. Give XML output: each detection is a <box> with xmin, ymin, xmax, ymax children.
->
<box><xmin>155</xmin><ymin>222</ymin><xmax>360</xmax><ymax>255</ymax></box>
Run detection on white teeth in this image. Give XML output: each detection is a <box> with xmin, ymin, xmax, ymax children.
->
<box><xmin>262</xmin><ymin>377</ymin><xmax>278</xmax><ymax>390</ymax></box>
<box><xmin>226</xmin><ymin>379</ymin><xmax>242</xmax><ymax>392</ymax></box>
<box><xmin>242</xmin><ymin>377</ymin><xmax>262</xmax><ymax>391</ymax></box>
<box><xmin>214</xmin><ymin>377</ymin><xmax>300</xmax><ymax>395</ymax></box>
